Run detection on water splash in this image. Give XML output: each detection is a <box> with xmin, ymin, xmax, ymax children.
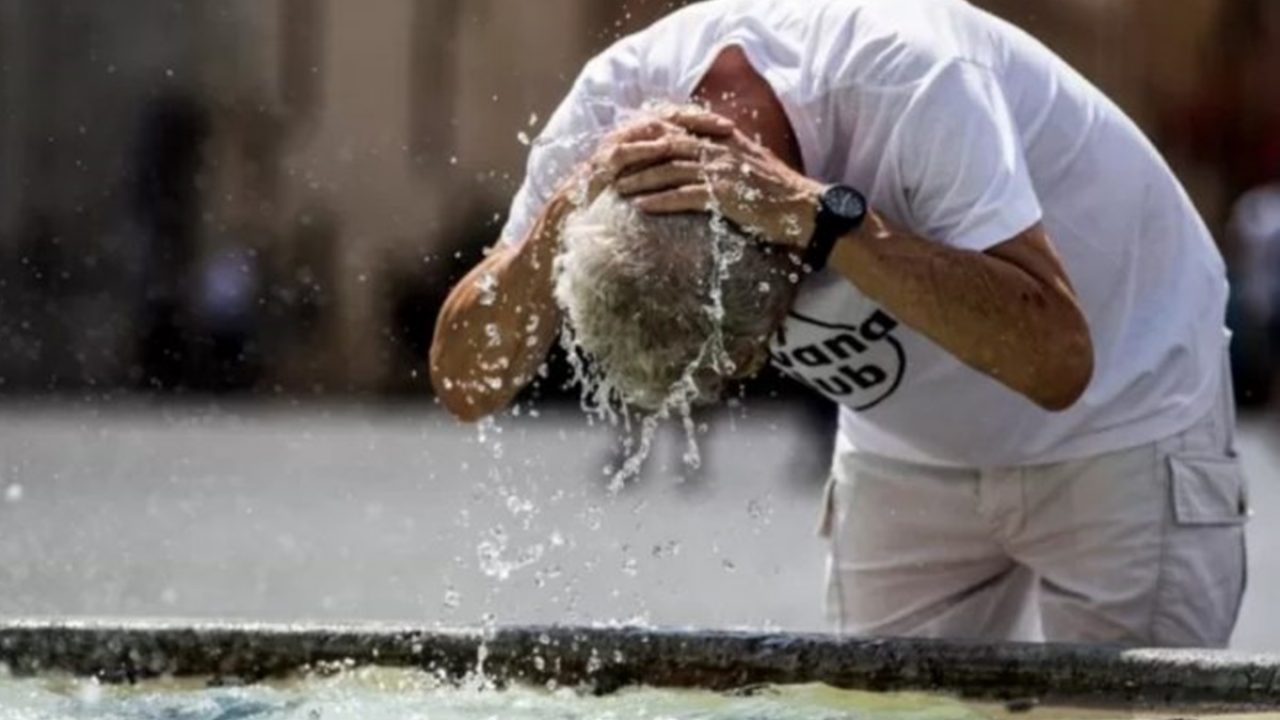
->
<box><xmin>0</xmin><ymin>669</ymin><xmax>986</xmax><ymax>719</ymax></box>
<box><xmin>552</xmin><ymin>127</ymin><xmax>753</xmax><ymax>489</ymax></box>
<box><xmin>474</xmin><ymin>271</ymin><xmax>498</xmax><ymax>305</ymax></box>
<box><xmin>477</xmin><ymin>525</ymin><xmax>546</xmax><ymax>581</ymax></box>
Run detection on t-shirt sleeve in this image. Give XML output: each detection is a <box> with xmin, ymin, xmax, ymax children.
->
<box><xmin>499</xmin><ymin>98</ymin><xmax>596</xmax><ymax>248</ymax></box>
<box><xmin>895</xmin><ymin>61</ymin><xmax>1043</xmax><ymax>252</ymax></box>
<box><xmin>499</xmin><ymin>56</ymin><xmax>637</xmax><ymax>248</ymax></box>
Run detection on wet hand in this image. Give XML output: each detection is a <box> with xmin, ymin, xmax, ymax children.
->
<box><xmin>565</xmin><ymin>107</ymin><xmax>736</xmax><ymax>205</ymax></box>
<box><xmin>613</xmin><ymin>127</ymin><xmax>823</xmax><ymax>252</ymax></box>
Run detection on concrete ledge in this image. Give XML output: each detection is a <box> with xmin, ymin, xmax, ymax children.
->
<box><xmin>0</xmin><ymin>620</ymin><xmax>1278</xmax><ymax>710</ymax></box>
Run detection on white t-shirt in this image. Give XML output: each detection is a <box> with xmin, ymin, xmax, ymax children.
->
<box><xmin>501</xmin><ymin>0</ymin><xmax>1229</xmax><ymax>467</ymax></box>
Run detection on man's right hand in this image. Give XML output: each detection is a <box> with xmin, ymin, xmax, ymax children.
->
<box><xmin>573</xmin><ymin>107</ymin><xmax>737</xmax><ymax>206</ymax></box>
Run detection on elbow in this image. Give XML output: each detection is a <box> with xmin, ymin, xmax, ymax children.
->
<box><xmin>430</xmin><ymin>365</ymin><xmax>494</xmax><ymax>424</ymax></box>
<box><xmin>441</xmin><ymin>396</ymin><xmax>491</xmax><ymax>424</ymax></box>
<box><xmin>428</xmin><ymin>330</ymin><xmax>493</xmax><ymax>423</ymax></box>
<box><xmin>428</xmin><ymin>294</ymin><xmax>497</xmax><ymax>423</ymax></box>
<box><xmin>1030</xmin><ymin>321</ymin><xmax>1094</xmax><ymax>412</ymax></box>
<box><xmin>428</xmin><ymin>352</ymin><xmax>495</xmax><ymax>424</ymax></box>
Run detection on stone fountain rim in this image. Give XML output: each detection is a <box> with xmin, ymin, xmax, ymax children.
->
<box><xmin>0</xmin><ymin>619</ymin><xmax>1278</xmax><ymax>711</ymax></box>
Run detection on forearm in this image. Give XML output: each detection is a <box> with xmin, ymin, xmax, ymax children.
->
<box><xmin>828</xmin><ymin>213</ymin><xmax>1093</xmax><ymax>410</ymax></box>
<box><xmin>429</xmin><ymin>191</ymin><xmax>574</xmax><ymax>421</ymax></box>
<box><xmin>604</xmin><ymin>108</ymin><xmax>1092</xmax><ymax>409</ymax></box>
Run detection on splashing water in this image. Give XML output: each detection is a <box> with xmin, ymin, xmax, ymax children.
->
<box><xmin>474</xmin><ymin>270</ymin><xmax>499</xmax><ymax>305</ymax></box>
<box><xmin>477</xmin><ymin>524</ymin><xmax>546</xmax><ymax>581</ymax></box>
<box><xmin>558</xmin><ymin>302</ymin><xmax>717</xmax><ymax>492</ymax></box>
<box><xmin>0</xmin><ymin>669</ymin><xmax>1007</xmax><ymax>720</ymax></box>
<box><xmin>553</xmin><ymin>120</ymin><xmax>757</xmax><ymax>492</ymax></box>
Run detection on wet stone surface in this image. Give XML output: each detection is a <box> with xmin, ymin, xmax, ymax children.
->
<box><xmin>2</xmin><ymin>622</ymin><xmax>1280</xmax><ymax>712</ymax></box>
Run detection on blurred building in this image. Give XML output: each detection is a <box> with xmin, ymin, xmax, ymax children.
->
<box><xmin>0</xmin><ymin>0</ymin><xmax>638</xmax><ymax>394</ymax></box>
<box><xmin>0</xmin><ymin>0</ymin><xmax>1262</xmax><ymax>397</ymax></box>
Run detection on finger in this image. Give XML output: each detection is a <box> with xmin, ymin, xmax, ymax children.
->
<box><xmin>633</xmin><ymin>183</ymin><xmax>716</xmax><ymax>215</ymax></box>
<box><xmin>613</xmin><ymin>113</ymin><xmax>710</xmax><ymax>143</ymax></box>
<box><xmin>606</xmin><ymin>136</ymin><xmax>707</xmax><ymax>174</ymax></box>
<box><xmin>660</xmin><ymin>107</ymin><xmax>736</xmax><ymax>137</ymax></box>
<box><xmin>704</xmin><ymin>128</ymin><xmax>762</xmax><ymax>156</ymax></box>
<box><xmin>606</xmin><ymin>119</ymin><xmax>676</xmax><ymax>145</ymax></box>
<box><xmin>614</xmin><ymin>160</ymin><xmax>705</xmax><ymax>197</ymax></box>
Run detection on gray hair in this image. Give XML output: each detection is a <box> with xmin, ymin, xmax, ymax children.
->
<box><xmin>554</xmin><ymin>190</ymin><xmax>798</xmax><ymax>411</ymax></box>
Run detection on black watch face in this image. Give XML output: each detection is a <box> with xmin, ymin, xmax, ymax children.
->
<box><xmin>824</xmin><ymin>185</ymin><xmax>867</xmax><ymax>221</ymax></box>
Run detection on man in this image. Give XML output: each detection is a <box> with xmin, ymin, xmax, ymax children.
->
<box><xmin>431</xmin><ymin>0</ymin><xmax>1247</xmax><ymax>647</ymax></box>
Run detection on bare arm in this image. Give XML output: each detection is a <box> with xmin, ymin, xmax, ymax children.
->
<box><xmin>430</xmin><ymin>109</ymin><xmax>737</xmax><ymax>422</ymax></box>
<box><xmin>429</xmin><ymin>189</ymin><xmax>573</xmax><ymax>422</ymax></box>
<box><xmin>619</xmin><ymin>127</ymin><xmax>1094</xmax><ymax>411</ymax></box>
<box><xmin>828</xmin><ymin>214</ymin><xmax>1093</xmax><ymax>411</ymax></box>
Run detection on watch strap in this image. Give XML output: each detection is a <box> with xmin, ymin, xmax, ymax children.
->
<box><xmin>803</xmin><ymin>185</ymin><xmax>865</xmax><ymax>272</ymax></box>
<box><xmin>802</xmin><ymin>218</ymin><xmax>843</xmax><ymax>272</ymax></box>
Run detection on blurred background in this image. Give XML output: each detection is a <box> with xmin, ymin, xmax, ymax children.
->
<box><xmin>0</xmin><ymin>0</ymin><xmax>1278</xmax><ymax>648</ymax></box>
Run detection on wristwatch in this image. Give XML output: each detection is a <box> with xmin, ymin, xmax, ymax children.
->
<box><xmin>802</xmin><ymin>184</ymin><xmax>868</xmax><ymax>272</ymax></box>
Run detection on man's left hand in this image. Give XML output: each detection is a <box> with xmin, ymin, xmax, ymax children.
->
<box><xmin>612</xmin><ymin>122</ymin><xmax>824</xmax><ymax>251</ymax></box>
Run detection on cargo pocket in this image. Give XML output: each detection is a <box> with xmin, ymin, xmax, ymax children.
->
<box><xmin>1152</xmin><ymin>453</ymin><xmax>1248</xmax><ymax>647</ymax></box>
<box><xmin>1169</xmin><ymin>454</ymin><xmax>1249</xmax><ymax>525</ymax></box>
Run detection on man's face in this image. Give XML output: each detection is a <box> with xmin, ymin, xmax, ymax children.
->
<box><xmin>735</xmin><ymin>343</ymin><xmax>769</xmax><ymax>380</ymax></box>
<box><xmin>724</xmin><ymin>331</ymin><xmax>775</xmax><ymax>381</ymax></box>
<box><xmin>724</xmin><ymin>271</ymin><xmax>797</xmax><ymax>381</ymax></box>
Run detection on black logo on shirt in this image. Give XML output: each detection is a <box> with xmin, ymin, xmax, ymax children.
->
<box><xmin>770</xmin><ymin>309</ymin><xmax>906</xmax><ymax>411</ymax></box>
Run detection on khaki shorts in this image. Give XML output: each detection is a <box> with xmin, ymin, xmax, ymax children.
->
<box><xmin>822</xmin><ymin>380</ymin><xmax>1249</xmax><ymax>648</ymax></box>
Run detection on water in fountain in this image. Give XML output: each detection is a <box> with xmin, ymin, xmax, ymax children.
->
<box><xmin>0</xmin><ymin>668</ymin><xmax>1002</xmax><ymax>720</ymax></box>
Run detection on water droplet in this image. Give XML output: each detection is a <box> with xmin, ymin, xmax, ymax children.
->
<box><xmin>474</xmin><ymin>271</ymin><xmax>498</xmax><ymax>305</ymax></box>
<box><xmin>75</xmin><ymin>678</ymin><xmax>103</xmax><ymax>706</ymax></box>
<box><xmin>505</xmin><ymin>494</ymin><xmax>533</xmax><ymax>515</ymax></box>
<box><xmin>651</xmin><ymin>540</ymin><xmax>681</xmax><ymax>558</ymax></box>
